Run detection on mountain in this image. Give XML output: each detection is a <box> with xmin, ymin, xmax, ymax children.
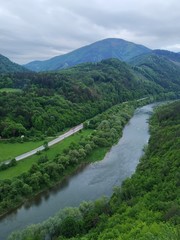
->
<box><xmin>153</xmin><ymin>49</ymin><xmax>180</xmax><ymax>64</ymax></box>
<box><xmin>24</xmin><ymin>38</ymin><xmax>151</xmax><ymax>72</ymax></box>
<box><xmin>0</xmin><ymin>54</ymin><xmax>28</xmax><ymax>73</ymax></box>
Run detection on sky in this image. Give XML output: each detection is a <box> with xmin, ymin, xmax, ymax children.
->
<box><xmin>0</xmin><ymin>0</ymin><xmax>180</xmax><ymax>64</ymax></box>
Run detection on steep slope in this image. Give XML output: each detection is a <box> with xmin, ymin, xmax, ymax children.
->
<box><xmin>24</xmin><ymin>38</ymin><xmax>151</xmax><ymax>72</ymax></box>
<box><xmin>0</xmin><ymin>54</ymin><xmax>28</xmax><ymax>73</ymax></box>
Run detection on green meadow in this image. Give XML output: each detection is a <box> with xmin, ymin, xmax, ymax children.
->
<box><xmin>0</xmin><ymin>129</ymin><xmax>94</xmax><ymax>180</ymax></box>
<box><xmin>0</xmin><ymin>140</ymin><xmax>44</xmax><ymax>162</ymax></box>
<box><xmin>0</xmin><ymin>88</ymin><xmax>22</xmax><ymax>93</ymax></box>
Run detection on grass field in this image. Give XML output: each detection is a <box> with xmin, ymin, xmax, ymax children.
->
<box><xmin>86</xmin><ymin>147</ymin><xmax>110</xmax><ymax>162</ymax></box>
<box><xmin>0</xmin><ymin>141</ymin><xmax>44</xmax><ymax>162</ymax></box>
<box><xmin>0</xmin><ymin>127</ymin><xmax>72</xmax><ymax>163</ymax></box>
<box><xmin>0</xmin><ymin>129</ymin><xmax>93</xmax><ymax>180</ymax></box>
<box><xmin>0</xmin><ymin>88</ymin><xmax>22</xmax><ymax>93</ymax></box>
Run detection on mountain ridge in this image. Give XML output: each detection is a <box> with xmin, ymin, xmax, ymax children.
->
<box><xmin>24</xmin><ymin>38</ymin><xmax>151</xmax><ymax>72</ymax></box>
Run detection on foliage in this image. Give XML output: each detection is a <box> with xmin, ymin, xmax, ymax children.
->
<box><xmin>131</xmin><ymin>53</ymin><xmax>180</xmax><ymax>92</ymax></box>
<box><xmin>0</xmin><ymin>159</ymin><xmax>17</xmax><ymax>171</ymax></box>
<box><xmin>0</xmin><ymin>59</ymin><xmax>138</xmax><ymax>139</ymax></box>
<box><xmin>1</xmin><ymin>57</ymin><xmax>179</xmax><ymax>140</ymax></box>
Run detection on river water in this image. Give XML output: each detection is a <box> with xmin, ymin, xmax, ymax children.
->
<box><xmin>0</xmin><ymin>103</ymin><xmax>155</xmax><ymax>240</ymax></box>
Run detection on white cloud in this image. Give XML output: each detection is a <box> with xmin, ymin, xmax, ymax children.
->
<box><xmin>0</xmin><ymin>0</ymin><xmax>180</xmax><ymax>63</ymax></box>
<box><xmin>163</xmin><ymin>44</ymin><xmax>180</xmax><ymax>52</ymax></box>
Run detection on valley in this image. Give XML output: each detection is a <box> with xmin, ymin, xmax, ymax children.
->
<box><xmin>1</xmin><ymin>103</ymin><xmax>154</xmax><ymax>240</ymax></box>
<box><xmin>0</xmin><ymin>38</ymin><xmax>179</xmax><ymax>239</ymax></box>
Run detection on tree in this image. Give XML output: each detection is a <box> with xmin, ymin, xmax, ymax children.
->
<box><xmin>60</xmin><ymin>216</ymin><xmax>83</xmax><ymax>238</ymax></box>
<box><xmin>43</xmin><ymin>141</ymin><xmax>49</xmax><ymax>151</ymax></box>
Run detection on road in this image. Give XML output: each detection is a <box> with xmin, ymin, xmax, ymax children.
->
<box><xmin>5</xmin><ymin>124</ymin><xmax>83</xmax><ymax>164</ymax></box>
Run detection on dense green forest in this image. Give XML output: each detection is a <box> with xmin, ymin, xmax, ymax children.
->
<box><xmin>131</xmin><ymin>54</ymin><xmax>180</xmax><ymax>91</ymax></box>
<box><xmin>0</xmin><ymin>56</ymin><xmax>180</xmax><ymax>231</ymax></box>
<box><xmin>8</xmin><ymin>101</ymin><xmax>180</xmax><ymax>240</ymax></box>
<box><xmin>0</xmin><ymin>58</ymin><xmax>179</xmax><ymax>139</ymax></box>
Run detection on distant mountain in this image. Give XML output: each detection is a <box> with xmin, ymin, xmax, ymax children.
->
<box><xmin>0</xmin><ymin>54</ymin><xmax>28</xmax><ymax>73</ymax></box>
<box><xmin>153</xmin><ymin>49</ymin><xmax>180</xmax><ymax>64</ymax></box>
<box><xmin>24</xmin><ymin>38</ymin><xmax>151</xmax><ymax>72</ymax></box>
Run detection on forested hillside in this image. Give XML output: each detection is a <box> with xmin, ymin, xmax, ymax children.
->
<box><xmin>0</xmin><ymin>58</ymin><xmax>179</xmax><ymax>139</ymax></box>
<box><xmin>153</xmin><ymin>49</ymin><xmax>180</xmax><ymax>64</ymax></box>
<box><xmin>9</xmin><ymin>101</ymin><xmax>180</xmax><ymax>240</ymax></box>
<box><xmin>130</xmin><ymin>53</ymin><xmax>180</xmax><ymax>91</ymax></box>
<box><xmin>0</xmin><ymin>54</ymin><xmax>28</xmax><ymax>73</ymax></box>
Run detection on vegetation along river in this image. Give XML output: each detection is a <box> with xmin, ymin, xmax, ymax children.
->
<box><xmin>0</xmin><ymin>103</ymin><xmax>156</xmax><ymax>239</ymax></box>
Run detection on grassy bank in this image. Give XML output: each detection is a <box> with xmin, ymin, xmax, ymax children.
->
<box><xmin>0</xmin><ymin>129</ymin><xmax>93</xmax><ymax>180</ymax></box>
<box><xmin>0</xmin><ymin>102</ymin><xmax>135</xmax><ymax>217</ymax></box>
<box><xmin>0</xmin><ymin>88</ymin><xmax>22</xmax><ymax>93</ymax></box>
<box><xmin>0</xmin><ymin>141</ymin><xmax>44</xmax><ymax>163</ymax></box>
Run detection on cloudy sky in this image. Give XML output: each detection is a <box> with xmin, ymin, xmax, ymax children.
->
<box><xmin>0</xmin><ymin>0</ymin><xmax>180</xmax><ymax>64</ymax></box>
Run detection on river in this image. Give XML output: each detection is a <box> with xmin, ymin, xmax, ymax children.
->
<box><xmin>0</xmin><ymin>103</ymin><xmax>155</xmax><ymax>240</ymax></box>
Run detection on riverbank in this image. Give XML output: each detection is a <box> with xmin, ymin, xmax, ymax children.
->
<box><xmin>4</xmin><ymin>101</ymin><xmax>156</xmax><ymax>240</ymax></box>
<box><xmin>0</xmin><ymin>102</ymin><xmax>137</xmax><ymax>219</ymax></box>
<box><xmin>7</xmin><ymin>101</ymin><xmax>179</xmax><ymax>240</ymax></box>
<box><xmin>0</xmin><ymin>100</ymin><xmax>157</xmax><ymax>240</ymax></box>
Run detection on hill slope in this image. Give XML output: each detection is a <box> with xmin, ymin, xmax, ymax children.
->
<box><xmin>130</xmin><ymin>53</ymin><xmax>180</xmax><ymax>92</ymax></box>
<box><xmin>1</xmin><ymin>57</ymin><xmax>180</xmax><ymax>139</ymax></box>
<box><xmin>153</xmin><ymin>49</ymin><xmax>180</xmax><ymax>65</ymax></box>
<box><xmin>24</xmin><ymin>38</ymin><xmax>151</xmax><ymax>72</ymax></box>
<box><xmin>0</xmin><ymin>54</ymin><xmax>28</xmax><ymax>73</ymax></box>
<box><xmin>0</xmin><ymin>58</ymin><xmax>166</xmax><ymax>138</ymax></box>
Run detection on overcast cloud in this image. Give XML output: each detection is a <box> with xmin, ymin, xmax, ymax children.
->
<box><xmin>0</xmin><ymin>0</ymin><xmax>180</xmax><ymax>64</ymax></box>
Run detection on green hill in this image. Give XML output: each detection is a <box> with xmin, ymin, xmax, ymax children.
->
<box><xmin>0</xmin><ymin>59</ymin><xmax>151</xmax><ymax>138</ymax></box>
<box><xmin>1</xmin><ymin>57</ymin><xmax>179</xmax><ymax>139</ymax></box>
<box><xmin>24</xmin><ymin>38</ymin><xmax>151</xmax><ymax>72</ymax></box>
<box><xmin>130</xmin><ymin>53</ymin><xmax>180</xmax><ymax>92</ymax></box>
<box><xmin>0</xmin><ymin>54</ymin><xmax>28</xmax><ymax>73</ymax></box>
<box><xmin>153</xmin><ymin>49</ymin><xmax>180</xmax><ymax>64</ymax></box>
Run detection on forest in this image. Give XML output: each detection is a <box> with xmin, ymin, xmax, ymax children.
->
<box><xmin>0</xmin><ymin>58</ymin><xmax>179</xmax><ymax>139</ymax></box>
<box><xmin>0</xmin><ymin>57</ymin><xmax>179</xmax><ymax>239</ymax></box>
<box><xmin>8</xmin><ymin>100</ymin><xmax>180</xmax><ymax>240</ymax></box>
